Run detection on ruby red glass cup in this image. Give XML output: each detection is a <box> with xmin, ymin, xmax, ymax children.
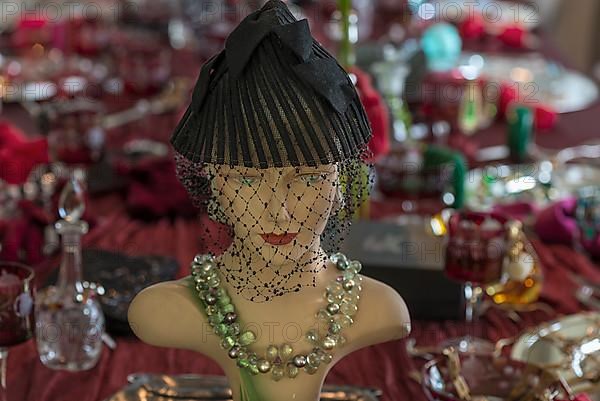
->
<box><xmin>445</xmin><ymin>211</ymin><xmax>508</xmax><ymax>286</ymax></box>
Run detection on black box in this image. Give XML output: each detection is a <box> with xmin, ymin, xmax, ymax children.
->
<box><xmin>341</xmin><ymin>220</ymin><xmax>463</xmax><ymax>320</ymax></box>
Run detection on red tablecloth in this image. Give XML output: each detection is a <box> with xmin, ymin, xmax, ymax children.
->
<box><xmin>7</xmin><ymin>197</ymin><xmax>600</xmax><ymax>400</ymax></box>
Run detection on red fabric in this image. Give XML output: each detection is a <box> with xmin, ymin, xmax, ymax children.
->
<box><xmin>18</xmin><ymin>18</ymin><xmax>47</xmax><ymax>29</ymax></box>
<box><xmin>535</xmin><ymin>104</ymin><xmax>559</xmax><ymax>132</ymax></box>
<box><xmin>0</xmin><ymin>121</ymin><xmax>27</xmax><ymax>147</ymax></box>
<box><xmin>116</xmin><ymin>158</ymin><xmax>198</xmax><ymax>219</ymax></box>
<box><xmin>497</xmin><ymin>25</ymin><xmax>527</xmax><ymax>48</ymax></box>
<box><xmin>459</xmin><ymin>15</ymin><xmax>486</xmax><ymax>40</ymax></box>
<box><xmin>11</xmin><ymin>17</ymin><xmax>52</xmax><ymax>48</ymax></box>
<box><xmin>535</xmin><ymin>198</ymin><xmax>578</xmax><ymax>243</ymax></box>
<box><xmin>0</xmin><ymin>200</ymin><xmax>52</xmax><ymax>265</ymax></box>
<box><xmin>0</xmin><ymin>216</ymin><xmax>27</xmax><ymax>262</ymax></box>
<box><xmin>499</xmin><ymin>82</ymin><xmax>518</xmax><ymax>116</ymax></box>
<box><xmin>0</xmin><ymin>180</ymin><xmax>98</xmax><ymax>265</ymax></box>
<box><xmin>0</xmin><ymin>121</ymin><xmax>49</xmax><ymax>184</ymax></box>
<box><xmin>446</xmin><ymin>132</ymin><xmax>478</xmax><ymax>163</ymax></box>
<box><xmin>55</xmin><ymin>148</ymin><xmax>94</xmax><ymax>165</ymax></box>
<box><xmin>497</xmin><ymin>83</ymin><xmax>558</xmax><ymax>131</ymax></box>
<box><xmin>7</xmin><ymin>201</ymin><xmax>599</xmax><ymax>401</ymax></box>
<box><xmin>492</xmin><ymin>201</ymin><xmax>539</xmax><ymax>222</ymax></box>
<box><xmin>350</xmin><ymin>67</ymin><xmax>391</xmax><ymax>161</ymax></box>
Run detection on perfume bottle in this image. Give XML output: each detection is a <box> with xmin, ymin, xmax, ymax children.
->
<box><xmin>486</xmin><ymin>221</ymin><xmax>543</xmax><ymax>306</ymax></box>
<box><xmin>35</xmin><ymin>171</ymin><xmax>105</xmax><ymax>371</ymax></box>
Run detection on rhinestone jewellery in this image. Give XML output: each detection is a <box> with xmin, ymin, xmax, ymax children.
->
<box><xmin>190</xmin><ymin>252</ymin><xmax>362</xmax><ymax>381</ymax></box>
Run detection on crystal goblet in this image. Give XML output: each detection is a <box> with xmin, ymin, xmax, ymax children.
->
<box><xmin>0</xmin><ymin>262</ymin><xmax>35</xmax><ymax>401</ymax></box>
<box><xmin>443</xmin><ymin>210</ymin><xmax>509</xmax><ymax>353</ymax></box>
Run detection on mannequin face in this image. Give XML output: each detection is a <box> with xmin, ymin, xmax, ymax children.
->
<box><xmin>210</xmin><ymin>164</ymin><xmax>339</xmax><ymax>267</ymax></box>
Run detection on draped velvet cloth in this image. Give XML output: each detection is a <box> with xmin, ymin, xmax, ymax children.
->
<box><xmin>8</xmin><ymin>199</ymin><xmax>600</xmax><ymax>401</ymax></box>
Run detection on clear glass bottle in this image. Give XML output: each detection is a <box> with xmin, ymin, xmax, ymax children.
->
<box><xmin>35</xmin><ymin>172</ymin><xmax>105</xmax><ymax>371</ymax></box>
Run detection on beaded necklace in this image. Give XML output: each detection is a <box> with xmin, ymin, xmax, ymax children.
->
<box><xmin>190</xmin><ymin>252</ymin><xmax>362</xmax><ymax>381</ymax></box>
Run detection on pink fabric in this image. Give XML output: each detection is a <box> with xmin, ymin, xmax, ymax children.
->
<box><xmin>535</xmin><ymin>198</ymin><xmax>578</xmax><ymax>244</ymax></box>
<box><xmin>558</xmin><ymin>394</ymin><xmax>594</xmax><ymax>401</ymax></box>
<box><xmin>535</xmin><ymin>198</ymin><xmax>600</xmax><ymax>258</ymax></box>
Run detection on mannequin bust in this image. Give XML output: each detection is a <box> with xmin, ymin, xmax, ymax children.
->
<box><xmin>128</xmin><ymin>164</ymin><xmax>410</xmax><ymax>401</ymax></box>
<box><xmin>128</xmin><ymin>1</ymin><xmax>410</xmax><ymax>400</ymax></box>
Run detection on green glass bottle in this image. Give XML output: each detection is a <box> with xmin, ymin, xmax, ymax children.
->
<box><xmin>507</xmin><ymin>105</ymin><xmax>534</xmax><ymax>163</ymax></box>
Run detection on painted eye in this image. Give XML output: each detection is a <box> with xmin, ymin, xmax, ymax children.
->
<box><xmin>237</xmin><ymin>176</ymin><xmax>258</xmax><ymax>187</ymax></box>
<box><xmin>300</xmin><ymin>174</ymin><xmax>326</xmax><ymax>186</ymax></box>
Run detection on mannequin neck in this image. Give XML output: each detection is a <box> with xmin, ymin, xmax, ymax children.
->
<box><xmin>218</xmin><ymin>241</ymin><xmax>330</xmax><ymax>302</ymax></box>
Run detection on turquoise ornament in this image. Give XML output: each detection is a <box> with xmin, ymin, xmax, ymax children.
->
<box><xmin>422</xmin><ymin>23</ymin><xmax>462</xmax><ymax>72</ymax></box>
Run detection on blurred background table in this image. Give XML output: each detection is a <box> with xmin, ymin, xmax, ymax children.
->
<box><xmin>2</xmin><ymin>0</ymin><xmax>600</xmax><ymax>400</ymax></box>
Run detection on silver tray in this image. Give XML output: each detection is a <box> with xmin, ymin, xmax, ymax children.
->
<box><xmin>511</xmin><ymin>312</ymin><xmax>600</xmax><ymax>400</ymax></box>
<box><xmin>103</xmin><ymin>373</ymin><xmax>382</xmax><ymax>401</ymax></box>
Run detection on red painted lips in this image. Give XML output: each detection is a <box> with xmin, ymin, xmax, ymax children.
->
<box><xmin>260</xmin><ymin>233</ymin><xmax>298</xmax><ymax>246</ymax></box>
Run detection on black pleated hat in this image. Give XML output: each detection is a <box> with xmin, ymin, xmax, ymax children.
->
<box><xmin>170</xmin><ymin>0</ymin><xmax>372</xmax><ymax>168</ymax></box>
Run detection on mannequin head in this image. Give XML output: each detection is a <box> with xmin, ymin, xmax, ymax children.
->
<box><xmin>171</xmin><ymin>0</ymin><xmax>373</xmax><ymax>301</ymax></box>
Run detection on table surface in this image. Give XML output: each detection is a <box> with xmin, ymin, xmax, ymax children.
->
<box><xmin>5</xmin><ymin>17</ymin><xmax>600</xmax><ymax>401</ymax></box>
<box><xmin>8</xmin><ymin>203</ymin><xmax>600</xmax><ymax>401</ymax></box>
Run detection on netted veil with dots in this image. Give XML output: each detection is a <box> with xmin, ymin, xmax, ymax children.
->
<box><xmin>172</xmin><ymin>0</ymin><xmax>373</xmax><ymax>303</ymax></box>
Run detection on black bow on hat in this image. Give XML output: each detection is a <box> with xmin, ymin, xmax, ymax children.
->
<box><xmin>191</xmin><ymin>0</ymin><xmax>355</xmax><ymax>115</ymax></box>
<box><xmin>226</xmin><ymin>12</ymin><xmax>313</xmax><ymax>78</ymax></box>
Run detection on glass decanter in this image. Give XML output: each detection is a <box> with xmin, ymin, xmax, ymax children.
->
<box><xmin>35</xmin><ymin>171</ymin><xmax>105</xmax><ymax>371</ymax></box>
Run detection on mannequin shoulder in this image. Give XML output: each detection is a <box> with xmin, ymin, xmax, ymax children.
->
<box><xmin>360</xmin><ymin>276</ymin><xmax>410</xmax><ymax>319</ymax></box>
<box><xmin>348</xmin><ymin>275</ymin><xmax>411</xmax><ymax>347</ymax></box>
<box><xmin>128</xmin><ymin>277</ymin><xmax>216</xmax><ymax>351</ymax></box>
<box><xmin>129</xmin><ymin>277</ymin><xmax>198</xmax><ymax>313</ymax></box>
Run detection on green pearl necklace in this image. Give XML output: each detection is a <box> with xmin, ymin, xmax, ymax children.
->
<box><xmin>190</xmin><ymin>252</ymin><xmax>362</xmax><ymax>381</ymax></box>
